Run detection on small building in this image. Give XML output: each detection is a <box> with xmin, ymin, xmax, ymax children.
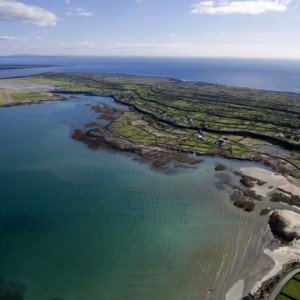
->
<box><xmin>216</xmin><ymin>139</ymin><xmax>226</xmax><ymax>146</ymax></box>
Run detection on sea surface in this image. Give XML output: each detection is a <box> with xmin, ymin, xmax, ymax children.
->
<box><xmin>0</xmin><ymin>57</ymin><xmax>299</xmax><ymax>299</ymax></box>
<box><xmin>1</xmin><ymin>56</ymin><xmax>300</xmax><ymax>92</ymax></box>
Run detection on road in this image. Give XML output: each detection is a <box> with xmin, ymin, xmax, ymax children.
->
<box><xmin>269</xmin><ymin>268</ymin><xmax>300</xmax><ymax>300</ymax></box>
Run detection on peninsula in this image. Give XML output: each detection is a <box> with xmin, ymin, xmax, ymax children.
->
<box><xmin>1</xmin><ymin>72</ymin><xmax>299</xmax><ymax>174</ymax></box>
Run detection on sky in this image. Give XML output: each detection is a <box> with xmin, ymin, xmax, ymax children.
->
<box><xmin>0</xmin><ymin>0</ymin><xmax>299</xmax><ymax>58</ymax></box>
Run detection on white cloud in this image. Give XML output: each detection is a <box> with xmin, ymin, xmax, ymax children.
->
<box><xmin>191</xmin><ymin>0</ymin><xmax>293</xmax><ymax>15</ymax></box>
<box><xmin>0</xmin><ymin>35</ymin><xmax>27</xmax><ymax>41</ymax></box>
<box><xmin>104</xmin><ymin>42</ymin><xmax>193</xmax><ymax>50</ymax></box>
<box><xmin>0</xmin><ymin>0</ymin><xmax>58</xmax><ymax>26</ymax></box>
<box><xmin>61</xmin><ymin>41</ymin><xmax>95</xmax><ymax>49</ymax></box>
<box><xmin>67</xmin><ymin>7</ymin><xmax>95</xmax><ymax>17</ymax></box>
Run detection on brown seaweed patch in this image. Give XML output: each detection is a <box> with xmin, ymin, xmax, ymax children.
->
<box><xmin>270</xmin><ymin>192</ymin><xmax>300</xmax><ymax>208</ymax></box>
<box><xmin>72</xmin><ymin>125</ymin><xmax>203</xmax><ymax>173</ymax></box>
<box><xmin>242</xmin><ymin>189</ymin><xmax>263</xmax><ymax>201</ymax></box>
<box><xmin>230</xmin><ymin>191</ymin><xmax>256</xmax><ymax>212</ymax></box>
<box><xmin>214</xmin><ymin>163</ymin><xmax>227</xmax><ymax>171</ymax></box>
<box><xmin>260</xmin><ymin>207</ymin><xmax>272</xmax><ymax>216</ymax></box>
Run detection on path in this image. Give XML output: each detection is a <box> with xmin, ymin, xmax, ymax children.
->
<box><xmin>269</xmin><ymin>268</ymin><xmax>300</xmax><ymax>300</ymax></box>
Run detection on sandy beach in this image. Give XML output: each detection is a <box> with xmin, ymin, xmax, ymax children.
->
<box><xmin>240</xmin><ymin>167</ymin><xmax>300</xmax><ymax>198</ymax></box>
<box><xmin>227</xmin><ymin>167</ymin><xmax>300</xmax><ymax>299</ymax></box>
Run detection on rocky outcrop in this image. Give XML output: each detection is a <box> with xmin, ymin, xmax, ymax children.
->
<box><xmin>240</xmin><ymin>175</ymin><xmax>255</xmax><ymax>188</ymax></box>
<box><xmin>230</xmin><ymin>191</ymin><xmax>255</xmax><ymax>212</ymax></box>
<box><xmin>214</xmin><ymin>163</ymin><xmax>227</xmax><ymax>171</ymax></box>
<box><xmin>270</xmin><ymin>192</ymin><xmax>300</xmax><ymax>208</ymax></box>
<box><xmin>268</xmin><ymin>210</ymin><xmax>300</xmax><ymax>242</ymax></box>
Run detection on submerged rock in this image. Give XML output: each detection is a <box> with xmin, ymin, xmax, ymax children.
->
<box><xmin>0</xmin><ymin>279</ymin><xmax>27</xmax><ymax>300</ymax></box>
<box><xmin>260</xmin><ymin>207</ymin><xmax>272</xmax><ymax>216</ymax></box>
<box><xmin>230</xmin><ymin>191</ymin><xmax>255</xmax><ymax>212</ymax></box>
<box><xmin>214</xmin><ymin>163</ymin><xmax>227</xmax><ymax>171</ymax></box>
<box><xmin>270</xmin><ymin>192</ymin><xmax>300</xmax><ymax>208</ymax></box>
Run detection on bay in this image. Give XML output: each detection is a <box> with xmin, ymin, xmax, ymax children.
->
<box><xmin>0</xmin><ymin>56</ymin><xmax>299</xmax><ymax>299</ymax></box>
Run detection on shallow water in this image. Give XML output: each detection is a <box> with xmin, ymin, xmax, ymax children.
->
<box><xmin>255</xmin><ymin>144</ymin><xmax>292</xmax><ymax>157</ymax></box>
<box><xmin>0</xmin><ymin>95</ymin><xmax>279</xmax><ymax>299</ymax></box>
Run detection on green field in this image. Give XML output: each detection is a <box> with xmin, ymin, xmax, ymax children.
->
<box><xmin>1</xmin><ymin>72</ymin><xmax>300</xmax><ymax>174</ymax></box>
<box><xmin>276</xmin><ymin>273</ymin><xmax>300</xmax><ymax>300</ymax></box>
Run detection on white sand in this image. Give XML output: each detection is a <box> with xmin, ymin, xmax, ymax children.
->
<box><xmin>226</xmin><ymin>280</ymin><xmax>244</xmax><ymax>300</ymax></box>
<box><xmin>251</xmin><ymin>209</ymin><xmax>300</xmax><ymax>294</ymax></box>
<box><xmin>240</xmin><ymin>167</ymin><xmax>300</xmax><ymax>198</ymax></box>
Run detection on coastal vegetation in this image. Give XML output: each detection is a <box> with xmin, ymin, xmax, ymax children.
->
<box><xmin>1</xmin><ymin>72</ymin><xmax>298</xmax><ymax>173</ymax></box>
<box><xmin>0</xmin><ymin>72</ymin><xmax>300</xmax><ymax>299</ymax></box>
<box><xmin>0</xmin><ymin>88</ymin><xmax>57</xmax><ymax>106</ymax></box>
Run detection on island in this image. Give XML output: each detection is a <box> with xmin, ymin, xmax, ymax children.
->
<box><xmin>0</xmin><ymin>72</ymin><xmax>299</xmax><ymax>299</ymax></box>
<box><xmin>0</xmin><ymin>64</ymin><xmax>52</xmax><ymax>70</ymax></box>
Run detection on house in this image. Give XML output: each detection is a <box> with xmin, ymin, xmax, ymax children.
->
<box><xmin>216</xmin><ymin>139</ymin><xmax>226</xmax><ymax>146</ymax></box>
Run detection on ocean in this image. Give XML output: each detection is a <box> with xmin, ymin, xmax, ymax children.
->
<box><xmin>1</xmin><ymin>56</ymin><xmax>300</xmax><ymax>92</ymax></box>
<box><xmin>0</xmin><ymin>56</ymin><xmax>298</xmax><ymax>299</ymax></box>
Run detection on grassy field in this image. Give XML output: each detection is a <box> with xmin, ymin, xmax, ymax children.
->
<box><xmin>0</xmin><ymin>88</ymin><xmax>54</xmax><ymax>105</ymax></box>
<box><xmin>276</xmin><ymin>273</ymin><xmax>300</xmax><ymax>300</ymax></box>
<box><xmin>1</xmin><ymin>72</ymin><xmax>300</xmax><ymax>172</ymax></box>
<box><xmin>26</xmin><ymin>72</ymin><xmax>300</xmax><ymax>142</ymax></box>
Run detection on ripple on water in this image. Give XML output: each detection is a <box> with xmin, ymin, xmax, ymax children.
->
<box><xmin>0</xmin><ymin>97</ymin><xmax>275</xmax><ymax>300</ymax></box>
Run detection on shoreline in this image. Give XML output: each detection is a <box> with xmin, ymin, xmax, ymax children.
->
<box><xmin>1</xmin><ymin>73</ymin><xmax>300</xmax><ymax>298</ymax></box>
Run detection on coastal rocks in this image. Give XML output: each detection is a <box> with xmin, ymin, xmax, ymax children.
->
<box><xmin>268</xmin><ymin>210</ymin><xmax>300</xmax><ymax>243</ymax></box>
<box><xmin>240</xmin><ymin>174</ymin><xmax>265</xmax><ymax>188</ymax></box>
<box><xmin>73</xmin><ymin>124</ymin><xmax>202</xmax><ymax>173</ymax></box>
<box><xmin>230</xmin><ymin>191</ymin><xmax>255</xmax><ymax>212</ymax></box>
<box><xmin>240</xmin><ymin>175</ymin><xmax>255</xmax><ymax>188</ymax></box>
<box><xmin>260</xmin><ymin>207</ymin><xmax>272</xmax><ymax>216</ymax></box>
<box><xmin>214</xmin><ymin>163</ymin><xmax>227</xmax><ymax>171</ymax></box>
<box><xmin>270</xmin><ymin>192</ymin><xmax>300</xmax><ymax>208</ymax></box>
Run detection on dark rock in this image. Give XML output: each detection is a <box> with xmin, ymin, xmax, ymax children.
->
<box><xmin>268</xmin><ymin>211</ymin><xmax>299</xmax><ymax>242</ymax></box>
<box><xmin>230</xmin><ymin>191</ymin><xmax>255</xmax><ymax>212</ymax></box>
<box><xmin>260</xmin><ymin>207</ymin><xmax>272</xmax><ymax>216</ymax></box>
<box><xmin>243</xmin><ymin>189</ymin><xmax>263</xmax><ymax>201</ymax></box>
<box><xmin>270</xmin><ymin>192</ymin><xmax>300</xmax><ymax>208</ymax></box>
<box><xmin>214</xmin><ymin>163</ymin><xmax>227</xmax><ymax>171</ymax></box>
<box><xmin>240</xmin><ymin>175</ymin><xmax>255</xmax><ymax>188</ymax></box>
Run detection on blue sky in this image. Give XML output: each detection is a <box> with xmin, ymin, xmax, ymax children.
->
<box><xmin>0</xmin><ymin>0</ymin><xmax>299</xmax><ymax>58</ymax></box>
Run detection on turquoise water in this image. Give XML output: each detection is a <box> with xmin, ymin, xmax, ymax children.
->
<box><xmin>0</xmin><ymin>96</ymin><xmax>274</xmax><ymax>299</ymax></box>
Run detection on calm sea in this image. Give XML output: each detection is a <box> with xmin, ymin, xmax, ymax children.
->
<box><xmin>0</xmin><ymin>57</ymin><xmax>298</xmax><ymax>299</ymax></box>
<box><xmin>1</xmin><ymin>56</ymin><xmax>300</xmax><ymax>92</ymax></box>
